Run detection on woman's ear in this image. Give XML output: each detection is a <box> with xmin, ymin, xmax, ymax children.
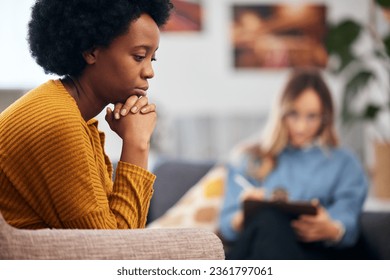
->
<box><xmin>82</xmin><ymin>47</ymin><xmax>99</xmax><ymax>65</ymax></box>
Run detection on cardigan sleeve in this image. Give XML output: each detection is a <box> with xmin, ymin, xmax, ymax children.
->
<box><xmin>110</xmin><ymin>161</ymin><xmax>155</xmax><ymax>228</ymax></box>
<box><xmin>37</xmin><ymin>116</ymin><xmax>155</xmax><ymax>229</ymax></box>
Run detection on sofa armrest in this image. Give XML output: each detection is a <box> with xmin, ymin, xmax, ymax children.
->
<box><xmin>0</xmin><ymin>214</ymin><xmax>224</xmax><ymax>260</ymax></box>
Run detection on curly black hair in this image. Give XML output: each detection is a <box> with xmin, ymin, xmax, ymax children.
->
<box><xmin>28</xmin><ymin>0</ymin><xmax>173</xmax><ymax>77</ymax></box>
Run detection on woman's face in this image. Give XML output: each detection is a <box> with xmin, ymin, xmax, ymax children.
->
<box><xmin>284</xmin><ymin>88</ymin><xmax>323</xmax><ymax>148</ymax></box>
<box><xmin>85</xmin><ymin>13</ymin><xmax>160</xmax><ymax>104</ymax></box>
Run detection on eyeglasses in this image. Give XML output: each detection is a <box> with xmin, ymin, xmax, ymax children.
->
<box><xmin>284</xmin><ymin>111</ymin><xmax>324</xmax><ymax>126</ymax></box>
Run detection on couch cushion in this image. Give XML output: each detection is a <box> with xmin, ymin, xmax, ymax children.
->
<box><xmin>148</xmin><ymin>159</ymin><xmax>215</xmax><ymax>222</ymax></box>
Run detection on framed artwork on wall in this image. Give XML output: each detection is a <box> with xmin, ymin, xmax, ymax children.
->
<box><xmin>231</xmin><ymin>4</ymin><xmax>328</xmax><ymax>69</ymax></box>
<box><xmin>162</xmin><ymin>0</ymin><xmax>203</xmax><ymax>32</ymax></box>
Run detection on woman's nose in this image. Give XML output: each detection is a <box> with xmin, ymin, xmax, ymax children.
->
<box><xmin>142</xmin><ymin>62</ymin><xmax>154</xmax><ymax>79</ymax></box>
<box><xmin>294</xmin><ymin>117</ymin><xmax>308</xmax><ymax>132</ymax></box>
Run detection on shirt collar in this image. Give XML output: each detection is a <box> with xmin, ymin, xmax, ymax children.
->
<box><xmin>286</xmin><ymin>139</ymin><xmax>321</xmax><ymax>152</ymax></box>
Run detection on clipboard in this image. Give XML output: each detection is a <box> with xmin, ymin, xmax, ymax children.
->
<box><xmin>243</xmin><ymin>199</ymin><xmax>318</xmax><ymax>221</ymax></box>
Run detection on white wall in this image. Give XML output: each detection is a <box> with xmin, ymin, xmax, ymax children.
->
<box><xmin>0</xmin><ymin>0</ymin><xmax>54</xmax><ymax>90</ymax></box>
<box><xmin>0</xmin><ymin>0</ymin><xmax>370</xmax><ymax>162</ymax></box>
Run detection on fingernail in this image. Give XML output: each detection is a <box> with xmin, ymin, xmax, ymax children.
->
<box><xmin>115</xmin><ymin>113</ymin><xmax>120</xmax><ymax>120</ymax></box>
<box><xmin>141</xmin><ymin>108</ymin><xmax>147</xmax><ymax>113</ymax></box>
<box><xmin>131</xmin><ymin>106</ymin><xmax>138</xmax><ymax>113</ymax></box>
<box><xmin>120</xmin><ymin>109</ymin><xmax>127</xmax><ymax>116</ymax></box>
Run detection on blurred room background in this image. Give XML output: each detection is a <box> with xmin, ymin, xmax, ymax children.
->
<box><xmin>1</xmin><ymin>0</ymin><xmax>389</xmax><ymax>205</ymax></box>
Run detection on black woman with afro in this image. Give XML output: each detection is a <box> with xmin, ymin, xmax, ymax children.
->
<box><xmin>0</xmin><ymin>0</ymin><xmax>173</xmax><ymax>229</ymax></box>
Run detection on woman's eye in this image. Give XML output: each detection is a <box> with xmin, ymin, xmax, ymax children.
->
<box><xmin>307</xmin><ymin>114</ymin><xmax>320</xmax><ymax>121</ymax></box>
<box><xmin>134</xmin><ymin>55</ymin><xmax>145</xmax><ymax>62</ymax></box>
<box><xmin>286</xmin><ymin>111</ymin><xmax>298</xmax><ymax>118</ymax></box>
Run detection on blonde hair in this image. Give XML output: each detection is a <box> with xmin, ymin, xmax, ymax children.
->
<box><xmin>247</xmin><ymin>68</ymin><xmax>339</xmax><ymax>180</ymax></box>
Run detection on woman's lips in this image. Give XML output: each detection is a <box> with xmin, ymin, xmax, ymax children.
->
<box><xmin>132</xmin><ymin>88</ymin><xmax>147</xmax><ymax>97</ymax></box>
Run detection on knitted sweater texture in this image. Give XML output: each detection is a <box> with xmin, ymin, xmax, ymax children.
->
<box><xmin>0</xmin><ymin>80</ymin><xmax>155</xmax><ymax>229</ymax></box>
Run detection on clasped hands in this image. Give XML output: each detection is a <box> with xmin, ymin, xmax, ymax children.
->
<box><xmin>232</xmin><ymin>188</ymin><xmax>343</xmax><ymax>243</ymax></box>
<box><xmin>105</xmin><ymin>93</ymin><xmax>156</xmax><ymax>147</ymax></box>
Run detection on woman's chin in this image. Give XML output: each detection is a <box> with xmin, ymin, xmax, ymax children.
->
<box><xmin>290</xmin><ymin>139</ymin><xmax>311</xmax><ymax>148</ymax></box>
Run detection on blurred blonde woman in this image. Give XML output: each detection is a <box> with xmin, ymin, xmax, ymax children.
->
<box><xmin>219</xmin><ymin>68</ymin><xmax>368</xmax><ymax>259</ymax></box>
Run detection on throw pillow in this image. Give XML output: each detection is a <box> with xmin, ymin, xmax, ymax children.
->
<box><xmin>147</xmin><ymin>165</ymin><xmax>226</xmax><ymax>232</ymax></box>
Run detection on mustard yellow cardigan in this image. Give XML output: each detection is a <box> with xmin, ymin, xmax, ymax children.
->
<box><xmin>0</xmin><ymin>80</ymin><xmax>155</xmax><ymax>229</ymax></box>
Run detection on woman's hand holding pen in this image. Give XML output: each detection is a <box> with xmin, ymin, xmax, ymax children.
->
<box><xmin>231</xmin><ymin>174</ymin><xmax>265</xmax><ymax>232</ymax></box>
<box><xmin>231</xmin><ymin>188</ymin><xmax>265</xmax><ymax>232</ymax></box>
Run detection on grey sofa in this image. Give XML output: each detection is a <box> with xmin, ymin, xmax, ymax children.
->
<box><xmin>0</xmin><ymin>210</ymin><xmax>224</xmax><ymax>260</ymax></box>
<box><xmin>148</xmin><ymin>158</ymin><xmax>390</xmax><ymax>260</ymax></box>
